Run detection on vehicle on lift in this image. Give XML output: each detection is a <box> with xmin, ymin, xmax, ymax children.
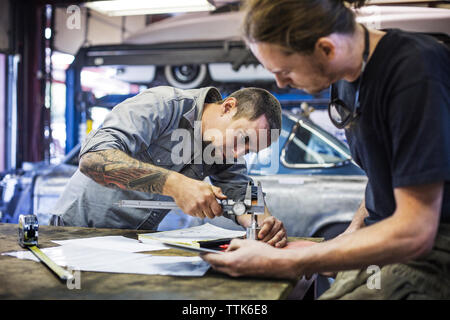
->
<box><xmin>0</xmin><ymin>108</ymin><xmax>365</xmax><ymax>238</ymax></box>
<box><xmin>110</xmin><ymin>6</ymin><xmax>450</xmax><ymax>90</ymax></box>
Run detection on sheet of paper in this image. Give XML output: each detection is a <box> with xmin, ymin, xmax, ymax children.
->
<box><xmin>52</xmin><ymin>235</ymin><xmax>167</xmax><ymax>252</ymax></box>
<box><xmin>2</xmin><ymin>244</ymin><xmax>210</xmax><ymax>277</ymax></box>
<box><xmin>139</xmin><ymin>223</ymin><xmax>246</xmax><ymax>245</ymax></box>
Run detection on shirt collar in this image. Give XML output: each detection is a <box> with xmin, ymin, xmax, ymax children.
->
<box><xmin>182</xmin><ymin>87</ymin><xmax>222</xmax><ymax>128</ymax></box>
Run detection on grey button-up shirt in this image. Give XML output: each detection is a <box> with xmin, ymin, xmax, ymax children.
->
<box><xmin>53</xmin><ymin>86</ymin><xmax>251</xmax><ymax>230</ymax></box>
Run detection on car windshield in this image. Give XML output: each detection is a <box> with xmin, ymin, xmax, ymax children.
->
<box><xmin>283</xmin><ymin>121</ymin><xmax>350</xmax><ymax>167</ymax></box>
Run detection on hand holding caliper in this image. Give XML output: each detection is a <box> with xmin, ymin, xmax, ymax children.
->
<box><xmin>117</xmin><ymin>181</ymin><xmax>266</xmax><ymax>240</ymax></box>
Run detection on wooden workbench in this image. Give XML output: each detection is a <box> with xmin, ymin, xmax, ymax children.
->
<box><xmin>0</xmin><ymin>223</ymin><xmax>314</xmax><ymax>300</ymax></box>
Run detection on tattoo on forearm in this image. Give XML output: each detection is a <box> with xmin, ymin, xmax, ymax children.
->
<box><xmin>127</xmin><ymin>172</ymin><xmax>168</xmax><ymax>194</ymax></box>
<box><xmin>80</xmin><ymin>149</ymin><xmax>169</xmax><ymax>194</ymax></box>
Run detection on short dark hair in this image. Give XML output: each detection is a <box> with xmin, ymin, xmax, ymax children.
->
<box><xmin>242</xmin><ymin>0</ymin><xmax>367</xmax><ymax>54</ymax></box>
<box><xmin>223</xmin><ymin>87</ymin><xmax>282</xmax><ymax>131</ymax></box>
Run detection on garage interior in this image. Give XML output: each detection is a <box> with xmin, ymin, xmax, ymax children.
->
<box><xmin>0</xmin><ymin>0</ymin><xmax>449</xmax><ymax>302</ymax></box>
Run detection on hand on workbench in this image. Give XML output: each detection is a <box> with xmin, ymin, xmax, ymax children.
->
<box><xmin>236</xmin><ymin>215</ymin><xmax>287</xmax><ymax>248</ymax></box>
<box><xmin>201</xmin><ymin>239</ymin><xmax>300</xmax><ymax>279</ymax></box>
<box><xmin>258</xmin><ymin>216</ymin><xmax>287</xmax><ymax>248</ymax></box>
<box><xmin>165</xmin><ymin>172</ymin><xmax>227</xmax><ymax>219</ymax></box>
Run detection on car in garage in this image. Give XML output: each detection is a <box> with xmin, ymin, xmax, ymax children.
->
<box><xmin>0</xmin><ymin>145</ymin><xmax>79</xmax><ymax>226</ymax></box>
<box><xmin>252</xmin><ymin>110</ymin><xmax>366</xmax><ymax>237</ymax></box>
<box><xmin>176</xmin><ymin>109</ymin><xmax>367</xmax><ymax>238</ymax></box>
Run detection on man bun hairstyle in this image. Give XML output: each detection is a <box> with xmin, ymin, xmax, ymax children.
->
<box><xmin>242</xmin><ymin>0</ymin><xmax>368</xmax><ymax>54</ymax></box>
<box><xmin>227</xmin><ymin>87</ymin><xmax>282</xmax><ymax>131</ymax></box>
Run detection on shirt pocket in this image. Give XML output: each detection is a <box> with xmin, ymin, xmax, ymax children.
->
<box><xmin>146</xmin><ymin>143</ymin><xmax>177</xmax><ymax>167</ymax></box>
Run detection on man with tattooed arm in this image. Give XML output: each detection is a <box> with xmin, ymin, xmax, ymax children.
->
<box><xmin>50</xmin><ymin>86</ymin><xmax>287</xmax><ymax>247</ymax></box>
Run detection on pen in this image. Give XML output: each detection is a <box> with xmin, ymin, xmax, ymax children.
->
<box><xmin>219</xmin><ymin>244</ymin><xmax>229</xmax><ymax>251</ymax></box>
<box><xmin>198</xmin><ymin>238</ymin><xmax>233</xmax><ymax>249</ymax></box>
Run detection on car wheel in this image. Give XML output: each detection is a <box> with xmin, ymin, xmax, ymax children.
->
<box><xmin>164</xmin><ymin>64</ymin><xmax>209</xmax><ymax>89</ymax></box>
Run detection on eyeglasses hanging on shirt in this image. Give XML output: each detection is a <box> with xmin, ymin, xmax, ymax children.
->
<box><xmin>328</xmin><ymin>24</ymin><xmax>370</xmax><ymax>129</ymax></box>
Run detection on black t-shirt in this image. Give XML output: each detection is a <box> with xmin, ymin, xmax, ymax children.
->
<box><xmin>333</xmin><ymin>29</ymin><xmax>450</xmax><ymax>226</ymax></box>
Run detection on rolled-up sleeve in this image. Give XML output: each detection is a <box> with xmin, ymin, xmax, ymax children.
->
<box><xmin>79</xmin><ymin>87</ymin><xmax>182</xmax><ymax>159</ymax></box>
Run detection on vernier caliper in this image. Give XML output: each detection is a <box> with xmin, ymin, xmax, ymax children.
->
<box><xmin>116</xmin><ymin>181</ymin><xmax>266</xmax><ymax>240</ymax></box>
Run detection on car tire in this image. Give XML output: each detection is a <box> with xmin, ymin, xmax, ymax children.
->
<box><xmin>164</xmin><ymin>64</ymin><xmax>209</xmax><ymax>89</ymax></box>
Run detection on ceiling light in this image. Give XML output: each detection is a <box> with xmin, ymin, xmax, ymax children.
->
<box><xmin>84</xmin><ymin>0</ymin><xmax>216</xmax><ymax>16</ymax></box>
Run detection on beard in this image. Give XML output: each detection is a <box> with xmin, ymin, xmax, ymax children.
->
<box><xmin>304</xmin><ymin>60</ymin><xmax>339</xmax><ymax>94</ymax></box>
